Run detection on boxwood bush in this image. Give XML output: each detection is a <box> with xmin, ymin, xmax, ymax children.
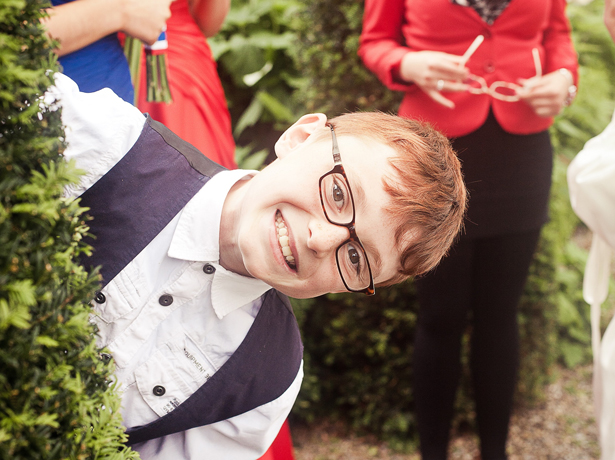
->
<box><xmin>0</xmin><ymin>2</ymin><xmax>137</xmax><ymax>458</ymax></box>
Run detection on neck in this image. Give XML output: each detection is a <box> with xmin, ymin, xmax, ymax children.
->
<box><xmin>218</xmin><ymin>178</ymin><xmax>251</xmax><ymax>277</ymax></box>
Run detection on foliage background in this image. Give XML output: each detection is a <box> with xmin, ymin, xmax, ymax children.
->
<box><xmin>0</xmin><ymin>1</ymin><xmax>137</xmax><ymax>458</ymax></box>
<box><xmin>213</xmin><ymin>0</ymin><xmax>615</xmax><ymax>445</ymax></box>
<box><xmin>209</xmin><ymin>0</ymin><xmax>304</xmax><ymax>168</ymax></box>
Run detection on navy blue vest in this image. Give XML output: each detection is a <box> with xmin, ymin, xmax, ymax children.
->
<box><xmin>79</xmin><ymin>116</ymin><xmax>303</xmax><ymax>446</ymax></box>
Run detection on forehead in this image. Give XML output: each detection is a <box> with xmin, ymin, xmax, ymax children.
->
<box><xmin>336</xmin><ymin>135</ymin><xmax>402</xmax><ymax>283</ymax></box>
<box><xmin>298</xmin><ymin>130</ymin><xmax>396</xmax><ymax>177</ymax></box>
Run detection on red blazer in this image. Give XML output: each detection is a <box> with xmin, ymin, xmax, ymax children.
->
<box><xmin>359</xmin><ymin>0</ymin><xmax>578</xmax><ymax>137</ymax></box>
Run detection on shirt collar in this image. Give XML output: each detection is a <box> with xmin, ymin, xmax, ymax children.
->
<box><xmin>168</xmin><ymin>169</ymin><xmax>271</xmax><ymax>319</ymax></box>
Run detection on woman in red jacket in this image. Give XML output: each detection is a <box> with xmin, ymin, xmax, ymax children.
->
<box><xmin>360</xmin><ymin>1</ymin><xmax>578</xmax><ymax>459</ymax></box>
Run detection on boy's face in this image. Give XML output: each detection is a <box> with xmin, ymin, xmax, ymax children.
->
<box><xmin>229</xmin><ymin>115</ymin><xmax>404</xmax><ymax>299</ymax></box>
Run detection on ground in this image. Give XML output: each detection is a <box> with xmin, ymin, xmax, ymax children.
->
<box><xmin>291</xmin><ymin>364</ymin><xmax>599</xmax><ymax>460</ymax></box>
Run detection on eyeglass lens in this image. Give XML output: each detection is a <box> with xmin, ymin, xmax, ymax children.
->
<box><xmin>464</xmin><ymin>75</ymin><xmax>521</xmax><ymax>101</ymax></box>
<box><xmin>462</xmin><ymin>47</ymin><xmax>540</xmax><ymax>102</ymax></box>
<box><xmin>320</xmin><ymin>171</ymin><xmax>371</xmax><ymax>291</ymax></box>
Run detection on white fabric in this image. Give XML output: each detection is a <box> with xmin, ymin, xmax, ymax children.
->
<box><xmin>47</xmin><ymin>74</ymin><xmax>303</xmax><ymax>460</ymax></box>
<box><xmin>568</xmin><ymin>109</ymin><xmax>615</xmax><ymax>460</ymax></box>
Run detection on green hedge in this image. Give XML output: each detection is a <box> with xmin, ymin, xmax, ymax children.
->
<box><xmin>287</xmin><ymin>0</ymin><xmax>615</xmax><ymax>444</ymax></box>
<box><xmin>0</xmin><ymin>2</ymin><xmax>137</xmax><ymax>458</ymax></box>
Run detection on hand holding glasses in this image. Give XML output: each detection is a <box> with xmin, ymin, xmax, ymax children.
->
<box><xmin>401</xmin><ymin>34</ymin><xmax>571</xmax><ymax>112</ymax></box>
<box><xmin>445</xmin><ymin>35</ymin><xmax>541</xmax><ymax>102</ymax></box>
<box><xmin>455</xmin><ymin>35</ymin><xmax>574</xmax><ymax>114</ymax></box>
<box><xmin>464</xmin><ymin>45</ymin><xmax>542</xmax><ymax>102</ymax></box>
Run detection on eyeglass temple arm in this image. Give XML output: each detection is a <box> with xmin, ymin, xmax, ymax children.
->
<box><xmin>532</xmin><ymin>48</ymin><xmax>542</xmax><ymax>77</ymax></box>
<box><xmin>328</xmin><ymin>125</ymin><xmax>342</xmax><ymax>164</ymax></box>
<box><xmin>460</xmin><ymin>35</ymin><xmax>484</xmax><ymax>67</ymax></box>
<box><xmin>460</xmin><ymin>37</ymin><xmax>542</xmax><ymax>79</ymax></box>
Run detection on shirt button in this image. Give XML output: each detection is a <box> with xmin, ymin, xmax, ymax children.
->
<box><xmin>153</xmin><ymin>385</ymin><xmax>166</xmax><ymax>396</ymax></box>
<box><xmin>94</xmin><ymin>291</ymin><xmax>106</xmax><ymax>304</ymax></box>
<box><xmin>203</xmin><ymin>263</ymin><xmax>216</xmax><ymax>275</ymax></box>
<box><xmin>484</xmin><ymin>60</ymin><xmax>495</xmax><ymax>73</ymax></box>
<box><xmin>159</xmin><ymin>294</ymin><xmax>173</xmax><ymax>306</ymax></box>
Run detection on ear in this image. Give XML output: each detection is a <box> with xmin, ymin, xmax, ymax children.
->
<box><xmin>274</xmin><ymin>113</ymin><xmax>328</xmax><ymax>159</ymax></box>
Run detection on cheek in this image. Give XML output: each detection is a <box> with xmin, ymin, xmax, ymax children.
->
<box><xmin>237</xmin><ymin>230</ymin><xmax>272</xmax><ymax>278</ymax></box>
<box><xmin>285</xmin><ymin>265</ymin><xmax>346</xmax><ymax>298</ymax></box>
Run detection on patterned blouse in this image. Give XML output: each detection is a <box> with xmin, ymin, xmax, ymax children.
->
<box><xmin>451</xmin><ymin>0</ymin><xmax>512</xmax><ymax>25</ymax></box>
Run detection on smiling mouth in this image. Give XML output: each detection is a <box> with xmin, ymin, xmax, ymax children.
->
<box><xmin>275</xmin><ymin>210</ymin><xmax>296</xmax><ymax>269</ymax></box>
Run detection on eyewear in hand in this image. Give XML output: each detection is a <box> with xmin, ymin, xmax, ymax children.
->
<box><xmin>460</xmin><ymin>35</ymin><xmax>542</xmax><ymax>102</ymax></box>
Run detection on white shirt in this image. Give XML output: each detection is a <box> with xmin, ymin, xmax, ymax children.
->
<box><xmin>48</xmin><ymin>74</ymin><xmax>303</xmax><ymax>460</ymax></box>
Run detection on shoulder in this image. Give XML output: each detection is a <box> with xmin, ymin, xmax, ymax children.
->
<box><xmin>268</xmin><ymin>289</ymin><xmax>294</xmax><ymax>312</ymax></box>
<box><xmin>48</xmin><ymin>73</ymin><xmax>146</xmax><ymax>196</ymax></box>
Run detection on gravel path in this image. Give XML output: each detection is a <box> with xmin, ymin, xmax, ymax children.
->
<box><xmin>292</xmin><ymin>364</ymin><xmax>599</xmax><ymax>460</ymax></box>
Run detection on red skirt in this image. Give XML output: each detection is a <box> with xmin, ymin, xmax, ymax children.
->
<box><xmin>258</xmin><ymin>420</ymin><xmax>295</xmax><ymax>460</ymax></box>
<box><xmin>136</xmin><ymin>0</ymin><xmax>236</xmax><ymax>170</ymax></box>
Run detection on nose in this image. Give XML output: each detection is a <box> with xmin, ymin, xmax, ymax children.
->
<box><xmin>307</xmin><ymin>218</ymin><xmax>350</xmax><ymax>258</ymax></box>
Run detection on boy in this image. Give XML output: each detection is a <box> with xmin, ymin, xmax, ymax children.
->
<box><xmin>49</xmin><ymin>74</ymin><xmax>466</xmax><ymax>459</ymax></box>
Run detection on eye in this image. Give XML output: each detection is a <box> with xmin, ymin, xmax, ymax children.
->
<box><xmin>346</xmin><ymin>244</ymin><xmax>362</xmax><ymax>273</ymax></box>
<box><xmin>332</xmin><ymin>181</ymin><xmax>344</xmax><ymax>204</ymax></box>
<box><xmin>320</xmin><ymin>173</ymin><xmax>353</xmax><ymax>222</ymax></box>
<box><xmin>337</xmin><ymin>241</ymin><xmax>371</xmax><ymax>290</ymax></box>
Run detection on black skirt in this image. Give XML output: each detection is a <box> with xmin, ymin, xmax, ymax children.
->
<box><xmin>452</xmin><ymin>111</ymin><xmax>553</xmax><ymax>239</ymax></box>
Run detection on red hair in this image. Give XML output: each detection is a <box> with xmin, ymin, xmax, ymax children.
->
<box><xmin>329</xmin><ymin>112</ymin><xmax>467</xmax><ymax>284</ymax></box>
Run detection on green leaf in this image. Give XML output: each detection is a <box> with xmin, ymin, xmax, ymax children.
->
<box><xmin>219</xmin><ymin>41</ymin><xmax>266</xmax><ymax>79</ymax></box>
<box><xmin>559</xmin><ymin>342</ymin><xmax>587</xmax><ymax>368</ymax></box>
<box><xmin>234</xmin><ymin>97</ymin><xmax>264</xmax><ymax>137</ymax></box>
<box><xmin>240</xmin><ymin>149</ymin><xmax>268</xmax><ymax>171</ymax></box>
<box><xmin>34</xmin><ymin>413</ymin><xmax>59</xmax><ymax>428</ymax></box>
<box><xmin>243</xmin><ymin>61</ymin><xmax>273</xmax><ymax>87</ymax></box>
<box><xmin>5</xmin><ymin>279</ymin><xmax>36</xmax><ymax>307</ymax></box>
<box><xmin>556</xmin><ymin>292</ymin><xmax>583</xmax><ymax>326</ymax></box>
<box><xmin>256</xmin><ymin>90</ymin><xmax>295</xmax><ymax>122</ymax></box>
<box><xmin>35</xmin><ymin>336</ymin><xmax>59</xmax><ymax>347</ymax></box>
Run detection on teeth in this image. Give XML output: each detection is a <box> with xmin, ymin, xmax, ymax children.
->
<box><xmin>276</xmin><ymin>211</ymin><xmax>296</xmax><ymax>268</ymax></box>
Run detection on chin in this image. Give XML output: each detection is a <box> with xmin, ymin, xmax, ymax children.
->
<box><xmin>269</xmin><ymin>283</ymin><xmax>328</xmax><ymax>300</ymax></box>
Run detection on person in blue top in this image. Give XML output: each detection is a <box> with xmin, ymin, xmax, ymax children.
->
<box><xmin>42</xmin><ymin>0</ymin><xmax>173</xmax><ymax>103</ymax></box>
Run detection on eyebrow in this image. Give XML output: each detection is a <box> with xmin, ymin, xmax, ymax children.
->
<box><xmin>350</xmin><ymin>169</ymin><xmax>367</xmax><ymax>209</ymax></box>
<box><xmin>362</xmin><ymin>237</ymin><xmax>383</xmax><ymax>280</ymax></box>
<box><xmin>348</xmin><ymin>170</ymin><xmax>383</xmax><ymax>280</ymax></box>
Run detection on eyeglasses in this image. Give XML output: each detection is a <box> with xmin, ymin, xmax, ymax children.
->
<box><xmin>465</xmin><ymin>47</ymin><xmax>542</xmax><ymax>102</ymax></box>
<box><xmin>318</xmin><ymin>125</ymin><xmax>375</xmax><ymax>296</ymax></box>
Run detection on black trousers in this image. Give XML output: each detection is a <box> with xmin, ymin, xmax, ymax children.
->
<box><xmin>413</xmin><ymin>229</ymin><xmax>541</xmax><ymax>460</ymax></box>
